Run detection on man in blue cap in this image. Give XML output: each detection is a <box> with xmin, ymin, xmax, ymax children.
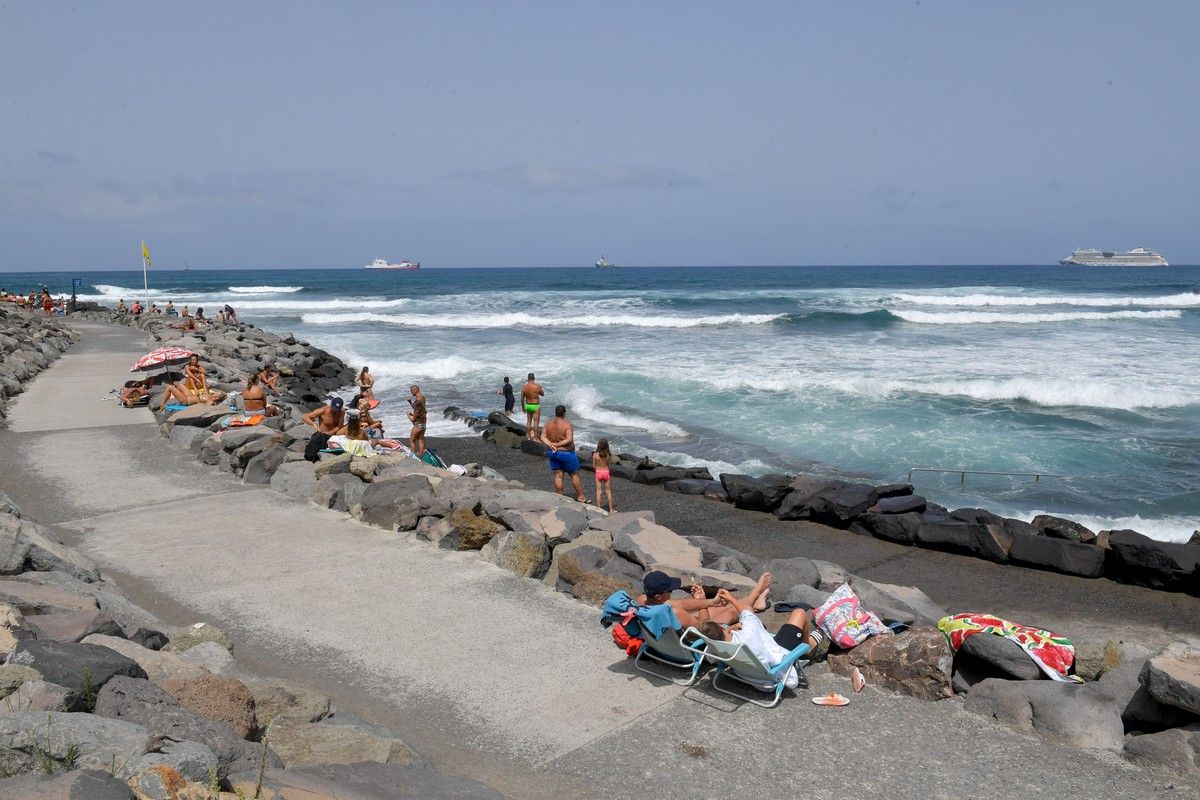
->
<box><xmin>636</xmin><ymin>570</ymin><xmax>771</xmax><ymax>628</ymax></box>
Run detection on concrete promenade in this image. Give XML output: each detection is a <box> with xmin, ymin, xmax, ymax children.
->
<box><xmin>0</xmin><ymin>320</ymin><xmax>1189</xmax><ymax>799</ymax></box>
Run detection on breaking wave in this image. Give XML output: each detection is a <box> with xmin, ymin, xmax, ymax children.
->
<box><xmin>564</xmin><ymin>386</ymin><xmax>689</xmax><ymax>437</ymax></box>
<box><xmin>889</xmin><ymin>309</ymin><xmax>1182</xmax><ymax>325</ymax></box>
<box><xmin>299</xmin><ymin>311</ymin><xmax>784</xmax><ymax>328</ymax></box>
<box><xmin>893</xmin><ymin>291</ymin><xmax>1200</xmax><ymax>308</ymax></box>
<box><xmin>227</xmin><ymin>285</ymin><xmax>304</xmax><ymax>293</ymax></box>
<box><xmin>1019</xmin><ymin>511</ymin><xmax>1197</xmax><ymax>544</ymax></box>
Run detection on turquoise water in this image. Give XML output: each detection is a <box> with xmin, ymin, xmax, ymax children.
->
<box><xmin>10</xmin><ymin>264</ymin><xmax>1198</xmax><ymax>542</ymax></box>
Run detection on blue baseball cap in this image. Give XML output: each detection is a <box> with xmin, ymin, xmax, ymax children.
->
<box><xmin>643</xmin><ymin>571</ymin><xmax>682</xmax><ymax>594</ymax></box>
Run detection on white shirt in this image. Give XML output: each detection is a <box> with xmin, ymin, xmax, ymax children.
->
<box><xmin>730</xmin><ymin>610</ymin><xmax>799</xmax><ymax>689</ymax></box>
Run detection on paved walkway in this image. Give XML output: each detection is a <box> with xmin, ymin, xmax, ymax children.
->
<box><xmin>0</xmin><ymin>320</ymin><xmax>1190</xmax><ymax>800</ymax></box>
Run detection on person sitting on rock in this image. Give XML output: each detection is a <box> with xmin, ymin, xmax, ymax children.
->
<box><xmin>329</xmin><ymin>414</ymin><xmax>375</xmax><ymax>458</ymax></box>
<box><xmin>697</xmin><ymin>588</ymin><xmax>827</xmax><ymax>685</ymax></box>
<box><xmin>353</xmin><ymin>394</ymin><xmax>384</xmax><ymax>438</ymax></box>
<box><xmin>242</xmin><ymin>372</ymin><xmax>279</xmax><ymax>417</ymax></box>
<box><xmin>115</xmin><ymin>298</ymin><xmax>127</xmax><ymax>313</ymax></box>
<box><xmin>302</xmin><ymin>397</ymin><xmax>346</xmax><ymax>461</ymax></box>
<box><xmin>636</xmin><ymin>570</ymin><xmax>773</xmax><ymax>629</ymax></box>
<box><xmin>183</xmin><ymin>355</ymin><xmax>224</xmax><ymax>405</ymax></box>
<box><xmin>258</xmin><ymin>364</ymin><xmax>281</xmax><ymax>398</ymax></box>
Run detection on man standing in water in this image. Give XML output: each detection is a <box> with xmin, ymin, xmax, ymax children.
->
<box><xmin>497</xmin><ymin>376</ymin><xmax>515</xmax><ymax>417</ymax></box>
<box><xmin>408</xmin><ymin>384</ymin><xmax>427</xmax><ymax>457</ymax></box>
<box><xmin>521</xmin><ymin>373</ymin><xmax>545</xmax><ymax>440</ymax></box>
<box><xmin>541</xmin><ymin>404</ymin><xmax>586</xmax><ymax>503</ymax></box>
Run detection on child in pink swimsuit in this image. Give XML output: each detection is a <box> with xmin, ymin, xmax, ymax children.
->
<box><xmin>592</xmin><ymin>438</ymin><xmax>615</xmax><ymax>513</ymax></box>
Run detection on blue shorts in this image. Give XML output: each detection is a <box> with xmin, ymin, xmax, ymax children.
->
<box><xmin>547</xmin><ymin>449</ymin><xmax>580</xmax><ymax>474</ymax></box>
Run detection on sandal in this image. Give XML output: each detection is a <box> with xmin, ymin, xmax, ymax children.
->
<box><xmin>812</xmin><ymin>693</ymin><xmax>849</xmax><ymax>707</ymax></box>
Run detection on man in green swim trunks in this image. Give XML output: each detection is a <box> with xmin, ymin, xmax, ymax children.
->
<box><xmin>521</xmin><ymin>372</ymin><xmax>545</xmax><ymax>440</ymax></box>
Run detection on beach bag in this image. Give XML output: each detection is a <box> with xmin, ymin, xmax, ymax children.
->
<box><xmin>610</xmin><ymin>610</ymin><xmax>645</xmax><ymax>657</ymax></box>
<box><xmin>813</xmin><ymin>583</ymin><xmax>890</xmax><ymax>649</ymax></box>
<box><xmin>304</xmin><ymin>432</ymin><xmax>331</xmax><ymax>463</ymax></box>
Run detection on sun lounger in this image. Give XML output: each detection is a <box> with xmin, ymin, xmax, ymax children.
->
<box><xmin>630</xmin><ymin>621</ymin><xmax>706</xmax><ymax>686</ymax></box>
<box><xmin>682</xmin><ymin>627</ymin><xmax>810</xmax><ymax>708</ymax></box>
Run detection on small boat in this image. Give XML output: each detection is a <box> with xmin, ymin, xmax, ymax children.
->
<box><xmin>365</xmin><ymin>258</ymin><xmax>421</xmax><ymax>271</ymax></box>
<box><xmin>595</xmin><ymin>256</ymin><xmax>617</xmax><ymax>268</ymax></box>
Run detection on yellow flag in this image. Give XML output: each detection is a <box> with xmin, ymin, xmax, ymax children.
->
<box><xmin>141</xmin><ymin>240</ymin><xmax>151</xmax><ymax>268</ymax></box>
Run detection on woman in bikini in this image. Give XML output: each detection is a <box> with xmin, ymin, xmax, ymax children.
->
<box><xmin>182</xmin><ymin>355</ymin><xmax>223</xmax><ymax>405</ymax></box>
<box><xmin>242</xmin><ymin>372</ymin><xmax>279</xmax><ymax>417</ymax></box>
<box><xmin>592</xmin><ymin>438</ymin><xmax>615</xmax><ymax>513</ymax></box>
<box><xmin>356</xmin><ymin>366</ymin><xmax>374</xmax><ymax>401</ymax></box>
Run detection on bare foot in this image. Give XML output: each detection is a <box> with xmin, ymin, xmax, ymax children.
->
<box><xmin>689</xmin><ymin>584</ymin><xmax>705</xmax><ymax>601</ymax></box>
<box><xmin>752</xmin><ymin>572</ymin><xmax>772</xmax><ymax>612</ymax></box>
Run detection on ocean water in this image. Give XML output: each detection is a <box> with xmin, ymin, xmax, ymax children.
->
<box><xmin>11</xmin><ymin>264</ymin><xmax>1199</xmax><ymax>543</ymax></box>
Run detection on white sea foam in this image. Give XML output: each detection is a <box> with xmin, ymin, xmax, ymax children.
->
<box><xmin>228</xmin><ymin>285</ymin><xmax>304</xmax><ymax>293</ymax></box>
<box><xmin>890</xmin><ymin>309</ymin><xmax>1182</xmax><ymax>325</ymax></box>
<box><xmin>1019</xmin><ymin>511</ymin><xmax>1197</xmax><ymax>544</ymax></box>
<box><xmin>299</xmin><ymin>311</ymin><xmax>783</xmax><ymax>328</ymax></box>
<box><xmin>422</xmin><ymin>417</ymin><xmax>478</xmax><ymax>438</ymax></box>
<box><xmin>689</xmin><ymin>373</ymin><xmax>1197</xmax><ymax>410</ymax></box>
<box><xmin>893</xmin><ymin>291</ymin><xmax>1200</xmax><ymax>308</ymax></box>
<box><xmin>359</xmin><ymin>355</ymin><xmax>485</xmax><ymax>381</ymax></box>
<box><xmin>229</xmin><ymin>298</ymin><xmax>412</xmax><ymax>311</ymax></box>
<box><xmin>564</xmin><ymin>387</ymin><xmax>689</xmax><ymax>437</ymax></box>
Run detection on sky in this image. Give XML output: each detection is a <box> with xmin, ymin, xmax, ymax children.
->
<box><xmin>2</xmin><ymin>2</ymin><xmax>1198</xmax><ymax>270</ymax></box>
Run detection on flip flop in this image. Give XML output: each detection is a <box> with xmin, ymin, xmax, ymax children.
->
<box><xmin>811</xmin><ymin>693</ymin><xmax>849</xmax><ymax>707</ymax></box>
<box><xmin>852</xmin><ymin>667</ymin><xmax>866</xmax><ymax>693</ymax></box>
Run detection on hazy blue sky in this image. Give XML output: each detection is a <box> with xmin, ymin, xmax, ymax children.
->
<box><xmin>2</xmin><ymin>2</ymin><xmax>1197</xmax><ymax>269</ymax></box>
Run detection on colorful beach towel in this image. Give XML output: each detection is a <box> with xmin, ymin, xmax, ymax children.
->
<box><xmin>221</xmin><ymin>414</ymin><xmax>265</xmax><ymax>428</ymax></box>
<box><xmin>938</xmin><ymin>613</ymin><xmax>1080</xmax><ymax>682</ymax></box>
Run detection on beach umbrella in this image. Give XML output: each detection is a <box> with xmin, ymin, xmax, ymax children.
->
<box><xmin>130</xmin><ymin>346</ymin><xmax>194</xmax><ymax>383</ymax></box>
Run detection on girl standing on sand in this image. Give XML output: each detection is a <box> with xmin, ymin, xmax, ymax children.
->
<box><xmin>593</xmin><ymin>438</ymin><xmax>615</xmax><ymax>513</ymax></box>
<box><xmin>357</xmin><ymin>366</ymin><xmax>374</xmax><ymax>400</ymax></box>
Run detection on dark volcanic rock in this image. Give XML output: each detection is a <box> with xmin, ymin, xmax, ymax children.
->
<box><xmin>1032</xmin><ymin>514</ymin><xmax>1096</xmax><ymax>543</ymax></box>
<box><xmin>663</xmin><ymin>479</ymin><xmax>729</xmax><ymax>501</ymax></box>
<box><xmin>520</xmin><ymin>439</ymin><xmax>549</xmax><ymax>457</ymax></box>
<box><xmin>719</xmin><ymin>473</ymin><xmax>792</xmax><ymax>512</ymax></box>
<box><xmin>355</xmin><ymin>475</ymin><xmax>432</xmax><ymax>531</ymax></box>
<box><xmin>915</xmin><ymin>513</ymin><xmax>1012</xmax><ymax>563</ymax></box>
<box><xmin>849</xmin><ymin>512</ymin><xmax>921</xmax><ymax>544</ymax></box>
<box><xmin>777</xmin><ymin>481</ymin><xmax>877</xmax><ymax>527</ymax></box>
<box><xmin>1009</xmin><ymin>533</ymin><xmax>1105</xmax><ymax>578</ymax></box>
<box><xmin>960</xmin><ymin>633</ymin><xmax>1043</xmax><ymax>680</ymax></box>
<box><xmin>827</xmin><ymin>628</ymin><xmax>953</xmax><ymax>701</ymax></box>
<box><xmin>870</xmin><ymin>495</ymin><xmax>927</xmax><ymax>514</ymax></box>
<box><xmin>7</xmin><ymin>639</ymin><xmax>147</xmax><ymax>693</ymax></box>
<box><xmin>1104</xmin><ymin>529</ymin><xmax>1200</xmax><ymax>591</ymax></box>
<box><xmin>95</xmin><ymin>675</ymin><xmax>278</xmax><ymax>780</ymax></box>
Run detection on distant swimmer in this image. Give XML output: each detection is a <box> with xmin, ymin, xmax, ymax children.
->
<box><xmin>541</xmin><ymin>404</ymin><xmax>586</xmax><ymax>503</ymax></box>
<box><xmin>521</xmin><ymin>373</ymin><xmax>545</xmax><ymax>440</ymax></box>
<box><xmin>498</xmin><ymin>376</ymin><xmax>515</xmax><ymax>417</ymax></box>
<box><xmin>408</xmin><ymin>384</ymin><xmax>427</xmax><ymax>457</ymax></box>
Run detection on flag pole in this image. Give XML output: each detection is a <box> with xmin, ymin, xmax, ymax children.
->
<box><xmin>141</xmin><ymin>243</ymin><xmax>149</xmax><ymax>307</ymax></box>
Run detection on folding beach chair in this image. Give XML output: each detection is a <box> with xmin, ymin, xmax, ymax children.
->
<box><xmin>630</xmin><ymin>620</ymin><xmax>706</xmax><ymax>686</ymax></box>
<box><xmin>682</xmin><ymin>627</ymin><xmax>810</xmax><ymax>708</ymax></box>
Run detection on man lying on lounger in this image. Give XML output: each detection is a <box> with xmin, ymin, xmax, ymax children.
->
<box><xmin>697</xmin><ymin>588</ymin><xmax>828</xmax><ymax>684</ymax></box>
<box><xmin>637</xmin><ymin>570</ymin><xmax>773</xmax><ymax>629</ymax></box>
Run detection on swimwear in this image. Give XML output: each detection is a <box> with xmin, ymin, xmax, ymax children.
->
<box><xmin>595</xmin><ymin>468</ymin><xmax>611</xmax><ymax>482</ymax></box>
<box><xmin>548</xmin><ymin>449</ymin><xmax>580</xmax><ymax>474</ymax></box>
<box><xmin>524</xmin><ymin>402</ymin><xmax>540</xmax><ymax>414</ymax></box>
<box><xmin>414</xmin><ymin>423</ymin><xmax>426</xmax><ymax>432</ymax></box>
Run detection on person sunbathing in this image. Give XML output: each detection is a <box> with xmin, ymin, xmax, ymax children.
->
<box><xmin>242</xmin><ymin>372</ymin><xmax>279</xmax><ymax>416</ymax></box>
<box><xmin>328</xmin><ymin>414</ymin><xmax>375</xmax><ymax>458</ymax></box>
<box><xmin>697</xmin><ymin>589</ymin><xmax>828</xmax><ymax>688</ymax></box>
<box><xmin>355</xmin><ymin>395</ymin><xmax>385</xmax><ymax>438</ymax></box>
<box><xmin>172</xmin><ymin>316</ymin><xmax>197</xmax><ymax>331</ymax></box>
<box><xmin>120</xmin><ymin>378</ymin><xmax>154</xmax><ymax>407</ymax></box>
<box><xmin>637</xmin><ymin>570</ymin><xmax>773</xmax><ymax>629</ymax></box>
<box><xmin>182</xmin><ymin>355</ymin><xmax>224</xmax><ymax>404</ymax></box>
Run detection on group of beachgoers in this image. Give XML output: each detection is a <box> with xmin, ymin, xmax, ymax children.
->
<box><xmin>497</xmin><ymin>372</ymin><xmax>616</xmax><ymax>513</ymax></box>
<box><xmin>298</xmin><ymin>368</ymin><xmax>427</xmax><ymax>463</ymax></box>
<box><xmin>1</xmin><ymin>287</ymin><xmax>67</xmax><ymax>315</ymax></box>
<box><xmin>115</xmin><ymin>298</ymin><xmax>239</xmax><ymax>327</ymax></box>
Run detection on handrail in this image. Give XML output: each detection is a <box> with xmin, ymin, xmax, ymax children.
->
<box><xmin>907</xmin><ymin>467</ymin><xmax>1076</xmax><ymax>485</ymax></box>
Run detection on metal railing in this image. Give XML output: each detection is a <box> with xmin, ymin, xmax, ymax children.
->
<box><xmin>907</xmin><ymin>467</ymin><xmax>1076</xmax><ymax>485</ymax></box>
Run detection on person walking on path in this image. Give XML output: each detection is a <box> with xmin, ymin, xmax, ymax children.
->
<box><xmin>408</xmin><ymin>384</ymin><xmax>427</xmax><ymax>457</ymax></box>
<box><xmin>541</xmin><ymin>404</ymin><xmax>586</xmax><ymax>502</ymax></box>
<box><xmin>498</xmin><ymin>376</ymin><xmax>515</xmax><ymax>417</ymax></box>
<box><xmin>521</xmin><ymin>373</ymin><xmax>544</xmax><ymax>440</ymax></box>
<box><xmin>592</xmin><ymin>438</ymin><xmax>615</xmax><ymax>512</ymax></box>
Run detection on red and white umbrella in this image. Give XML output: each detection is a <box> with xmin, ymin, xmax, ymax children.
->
<box><xmin>130</xmin><ymin>346</ymin><xmax>195</xmax><ymax>373</ymax></box>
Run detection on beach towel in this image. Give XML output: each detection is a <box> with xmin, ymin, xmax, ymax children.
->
<box><xmin>164</xmin><ymin>402</ymin><xmax>188</xmax><ymax>412</ymax></box>
<box><xmin>221</xmin><ymin>414</ymin><xmax>265</xmax><ymax>428</ymax></box>
<box><xmin>938</xmin><ymin>613</ymin><xmax>1079</xmax><ymax>682</ymax></box>
<box><xmin>600</xmin><ymin>590</ymin><xmax>680</xmax><ymax>640</ymax></box>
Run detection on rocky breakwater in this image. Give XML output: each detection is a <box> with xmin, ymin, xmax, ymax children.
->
<box><xmin>0</xmin><ymin>304</ymin><xmax>80</xmax><ymax>428</ymax></box>
<box><xmin>456</xmin><ymin>408</ymin><xmax>1200</xmax><ymax>596</ymax></box>
<box><xmin>0</xmin><ymin>494</ymin><xmax>501</xmax><ymax>799</ymax></box>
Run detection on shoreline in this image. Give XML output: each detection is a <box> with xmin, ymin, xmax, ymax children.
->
<box><xmin>3</xmin><ymin>305</ymin><xmax>1199</xmax><ymax>796</ymax></box>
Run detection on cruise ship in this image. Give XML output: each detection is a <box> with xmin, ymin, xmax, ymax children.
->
<box><xmin>1059</xmin><ymin>247</ymin><xmax>1168</xmax><ymax>267</ymax></box>
<box><xmin>364</xmin><ymin>258</ymin><xmax>420</xmax><ymax>271</ymax></box>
